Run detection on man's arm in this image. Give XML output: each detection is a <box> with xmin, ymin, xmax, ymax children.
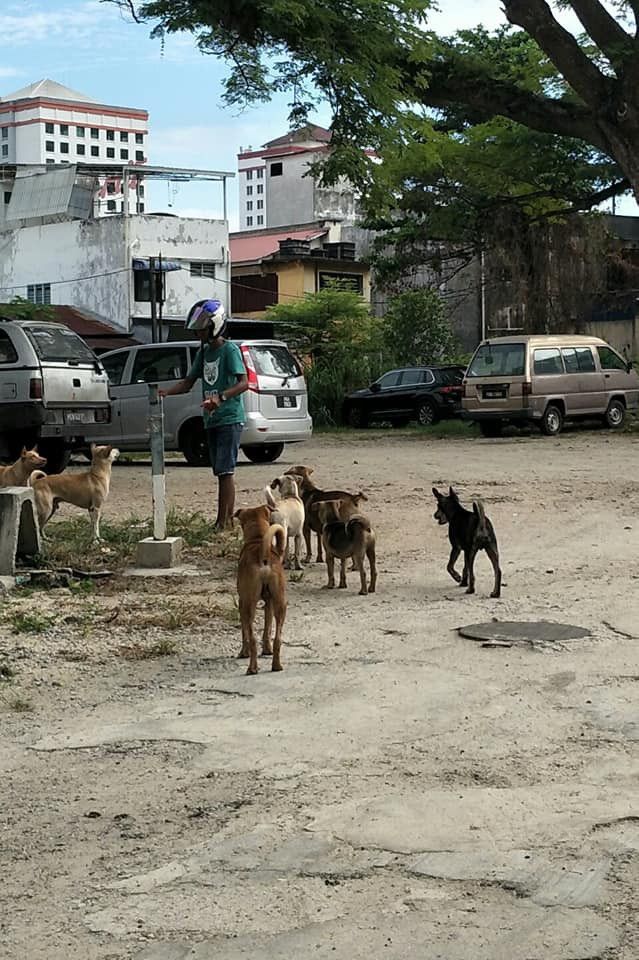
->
<box><xmin>203</xmin><ymin>373</ymin><xmax>248</xmax><ymax>412</ymax></box>
<box><xmin>158</xmin><ymin>373</ymin><xmax>197</xmax><ymax>399</ymax></box>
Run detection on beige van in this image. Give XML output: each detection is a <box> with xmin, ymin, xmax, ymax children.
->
<box><xmin>462</xmin><ymin>335</ymin><xmax>639</xmax><ymax>437</ymax></box>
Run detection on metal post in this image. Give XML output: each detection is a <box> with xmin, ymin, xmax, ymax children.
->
<box><xmin>149</xmin><ymin>255</ymin><xmax>158</xmax><ymax>343</ymax></box>
<box><xmin>158</xmin><ymin>251</ymin><xmax>163</xmax><ymax>343</ymax></box>
<box><xmin>148</xmin><ymin>384</ymin><xmax>166</xmax><ymax>541</ymax></box>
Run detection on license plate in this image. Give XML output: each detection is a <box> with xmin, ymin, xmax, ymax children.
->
<box><xmin>484</xmin><ymin>390</ymin><xmax>505</xmax><ymax>399</ymax></box>
<box><xmin>66</xmin><ymin>410</ymin><xmax>94</xmax><ymax>423</ymax></box>
<box><xmin>276</xmin><ymin>395</ymin><xmax>297</xmax><ymax>409</ymax></box>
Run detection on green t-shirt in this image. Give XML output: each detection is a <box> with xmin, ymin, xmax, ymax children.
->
<box><xmin>188</xmin><ymin>340</ymin><xmax>246</xmax><ymax>428</ymax></box>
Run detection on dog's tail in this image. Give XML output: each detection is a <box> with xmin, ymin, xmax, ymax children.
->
<box><xmin>28</xmin><ymin>469</ymin><xmax>47</xmax><ymax>486</ymax></box>
<box><xmin>264</xmin><ymin>485</ymin><xmax>278</xmax><ymax>509</ymax></box>
<box><xmin>346</xmin><ymin>515</ymin><xmax>372</xmax><ymax>535</ymax></box>
<box><xmin>261</xmin><ymin>523</ymin><xmax>286</xmax><ymax>565</ymax></box>
<box><xmin>473</xmin><ymin>500</ymin><xmax>490</xmax><ymax>546</ymax></box>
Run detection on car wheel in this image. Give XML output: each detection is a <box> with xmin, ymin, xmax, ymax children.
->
<box><xmin>604</xmin><ymin>398</ymin><xmax>625</xmax><ymax>429</ymax></box>
<box><xmin>478</xmin><ymin>420</ymin><xmax>503</xmax><ymax>438</ymax></box>
<box><xmin>541</xmin><ymin>403</ymin><xmax>564</xmax><ymax>437</ymax></box>
<box><xmin>37</xmin><ymin>440</ymin><xmax>71</xmax><ymax>475</ymax></box>
<box><xmin>416</xmin><ymin>400</ymin><xmax>438</xmax><ymax>426</ymax></box>
<box><xmin>180</xmin><ymin>420</ymin><xmax>210</xmax><ymax>467</ymax></box>
<box><xmin>345</xmin><ymin>404</ymin><xmax>368</xmax><ymax>428</ymax></box>
<box><xmin>242</xmin><ymin>443</ymin><xmax>285</xmax><ymax>464</ymax></box>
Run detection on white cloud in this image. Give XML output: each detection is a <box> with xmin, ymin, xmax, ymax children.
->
<box><xmin>0</xmin><ymin>1</ymin><xmax>124</xmax><ymax>47</ymax></box>
<box><xmin>0</xmin><ymin>67</ymin><xmax>23</xmax><ymax>78</ymax></box>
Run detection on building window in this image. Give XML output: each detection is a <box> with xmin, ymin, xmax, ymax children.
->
<box><xmin>256</xmin><ymin>168</ymin><xmax>264</xmax><ymax>179</ymax></box>
<box><xmin>246</xmin><ymin>170</ymin><xmax>253</xmax><ymax>180</ymax></box>
<box><xmin>246</xmin><ymin>185</ymin><xmax>253</xmax><ymax>196</ymax></box>
<box><xmin>27</xmin><ymin>284</ymin><xmax>51</xmax><ymax>306</ymax></box>
<box><xmin>45</xmin><ymin>122</ymin><xmax>54</xmax><ymax>134</ymax></box>
<box><xmin>59</xmin><ymin>124</ymin><xmax>69</xmax><ymax>136</ymax></box>
<box><xmin>120</xmin><ymin>149</ymin><xmax>128</xmax><ymax>160</ymax></box>
<box><xmin>246</xmin><ymin>201</ymin><xmax>253</xmax><ymax>211</ymax></box>
<box><xmin>270</xmin><ymin>162</ymin><xmax>283</xmax><ymax>176</ymax></box>
<box><xmin>60</xmin><ymin>142</ymin><xmax>69</xmax><ymax>154</ymax></box>
<box><xmin>257</xmin><ymin>215</ymin><xmax>263</xmax><ymax>225</ymax></box>
<box><xmin>76</xmin><ymin>126</ymin><xmax>85</xmax><ymax>137</ymax></box>
<box><xmin>256</xmin><ymin>184</ymin><xmax>264</xmax><ymax>194</ymax></box>
<box><xmin>246</xmin><ymin>216</ymin><xmax>253</xmax><ymax>226</ymax></box>
<box><xmin>91</xmin><ymin>146</ymin><xmax>99</xmax><ymax>157</ymax></box>
<box><xmin>133</xmin><ymin>269</ymin><xmax>165</xmax><ymax>303</ymax></box>
<box><xmin>1</xmin><ymin>127</ymin><xmax>7</xmax><ymax>139</ymax></box>
<box><xmin>106</xmin><ymin>130</ymin><xmax>115</xmax><ymax>141</ymax></box>
<box><xmin>1</xmin><ymin>144</ymin><xmax>7</xmax><ymax>158</ymax></box>
<box><xmin>138</xmin><ymin>202</ymin><xmax>145</xmax><ymax>213</ymax></box>
<box><xmin>190</xmin><ymin>262</ymin><xmax>216</xmax><ymax>279</ymax></box>
<box><xmin>135</xmin><ymin>150</ymin><xmax>144</xmax><ymax>162</ymax></box>
<box><xmin>135</xmin><ymin>133</ymin><xmax>144</xmax><ymax>144</ymax></box>
<box><xmin>4</xmin><ymin>191</ymin><xmax>11</xmax><ymax>204</ymax></box>
<box><xmin>91</xmin><ymin>127</ymin><xmax>99</xmax><ymax>139</ymax></box>
<box><xmin>138</xmin><ymin>185</ymin><xmax>145</xmax><ymax>197</ymax></box>
<box><xmin>45</xmin><ymin>141</ymin><xmax>54</xmax><ymax>152</ymax></box>
<box><xmin>120</xmin><ymin>131</ymin><xmax>128</xmax><ymax>142</ymax></box>
<box><xmin>46</xmin><ymin>159</ymin><xmax>54</xmax><ymax>165</ymax></box>
<box><xmin>106</xmin><ymin>147</ymin><xmax>115</xmax><ymax>159</ymax></box>
<box><xmin>107</xmin><ymin>199</ymin><xmax>116</xmax><ymax>212</ymax></box>
<box><xmin>257</xmin><ymin>199</ymin><xmax>263</xmax><ymax>209</ymax></box>
<box><xmin>77</xmin><ymin>144</ymin><xmax>85</xmax><ymax>156</ymax></box>
<box><xmin>107</xmin><ymin>181</ymin><xmax>116</xmax><ymax>195</ymax></box>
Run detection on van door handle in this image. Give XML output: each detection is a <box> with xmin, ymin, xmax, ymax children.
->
<box><xmin>604</xmin><ymin>373</ymin><xmax>611</xmax><ymax>379</ymax></box>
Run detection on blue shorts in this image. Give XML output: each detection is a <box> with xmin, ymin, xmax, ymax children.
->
<box><xmin>206</xmin><ymin>422</ymin><xmax>243</xmax><ymax>476</ymax></box>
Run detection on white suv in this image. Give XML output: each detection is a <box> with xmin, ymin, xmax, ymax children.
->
<box><xmin>87</xmin><ymin>338</ymin><xmax>312</xmax><ymax>464</ymax></box>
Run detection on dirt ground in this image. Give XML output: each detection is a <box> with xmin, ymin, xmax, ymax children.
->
<box><xmin>3</xmin><ymin>429</ymin><xmax>639</xmax><ymax>959</ymax></box>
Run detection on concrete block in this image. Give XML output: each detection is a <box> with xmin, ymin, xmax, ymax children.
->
<box><xmin>135</xmin><ymin>536</ymin><xmax>183</xmax><ymax>569</ymax></box>
<box><xmin>0</xmin><ymin>486</ymin><xmax>41</xmax><ymax>576</ymax></box>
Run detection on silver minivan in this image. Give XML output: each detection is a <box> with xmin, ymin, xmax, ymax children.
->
<box><xmin>463</xmin><ymin>334</ymin><xmax>639</xmax><ymax>436</ymax></box>
<box><xmin>89</xmin><ymin>338</ymin><xmax>312</xmax><ymax>464</ymax></box>
<box><xmin>0</xmin><ymin>317</ymin><xmax>111</xmax><ymax>471</ymax></box>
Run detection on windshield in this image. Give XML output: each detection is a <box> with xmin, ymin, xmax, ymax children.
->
<box><xmin>249</xmin><ymin>344</ymin><xmax>300</xmax><ymax>378</ymax></box>
<box><xmin>467</xmin><ymin>343</ymin><xmax>525</xmax><ymax>378</ymax></box>
<box><xmin>26</xmin><ymin>325</ymin><xmax>97</xmax><ymax>364</ymax></box>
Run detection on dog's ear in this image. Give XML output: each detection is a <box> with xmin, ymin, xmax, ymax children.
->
<box><xmin>90</xmin><ymin>442</ymin><xmax>96</xmax><ymax>455</ymax></box>
<box><xmin>432</xmin><ymin>487</ymin><xmax>442</xmax><ymax>500</ymax></box>
<box><xmin>449</xmin><ymin>486</ymin><xmax>459</xmax><ymax>501</ymax></box>
<box><xmin>354</xmin><ymin>491</ymin><xmax>368</xmax><ymax>503</ymax></box>
<box><xmin>270</xmin><ymin>477</ymin><xmax>281</xmax><ymax>489</ymax></box>
<box><xmin>20</xmin><ymin>446</ymin><xmax>27</xmax><ymax>457</ymax></box>
<box><xmin>233</xmin><ymin>508</ymin><xmax>243</xmax><ymax>521</ymax></box>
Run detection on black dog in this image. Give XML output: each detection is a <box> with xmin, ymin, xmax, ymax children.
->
<box><xmin>432</xmin><ymin>487</ymin><xmax>501</xmax><ymax>597</ymax></box>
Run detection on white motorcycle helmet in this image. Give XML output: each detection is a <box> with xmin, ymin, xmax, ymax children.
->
<box><xmin>185</xmin><ymin>298</ymin><xmax>227</xmax><ymax>338</ymax></box>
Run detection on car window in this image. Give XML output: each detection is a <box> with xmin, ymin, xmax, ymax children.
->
<box><xmin>248</xmin><ymin>345</ymin><xmax>300</xmax><ymax>378</ymax></box>
<box><xmin>467</xmin><ymin>343</ymin><xmax>525</xmax><ymax>378</ymax></box>
<box><xmin>26</xmin><ymin>325</ymin><xmax>96</xmax><ymax>363</ymax></box>
<box><xmin>377</xmin><ymin>372</ymin><xmax>401</xmax><ymax>389</ymax></box>
<box><xmin>0</xmin><ymin>330</ymin><xmax>18</xmax><ymax>364</ymax></box>
<box><xmin>132</xmin><ymin>347</ymin><xmax>188</xmax><ymax>383</ymax></box>
<box><xmin>400</xmin><ymin>369</ymin><xmax>424</xmax><ymax>386</ymax></box>
<box><xmin>439</xmin><ymin>368</ymin><xmax>463</xmax><ymax>386</ymax></box>
<box><xmin>561</xmin><ymin>348</ymin><xmax>578</xmax><ymax>373</ymax></box>
<box><xmin>533</xmin><ymin>348</ymin><xmax>563</xmax><ymax>375</ymax></box>
<box><xmin>102</xmin><ymin>352</ymin><xmax>128</xmax><ymax>386</ymax></box>
<box><xmin>576</xmin><ymin>347</ymin><xmax>595</xmax><ymax>372</ymax></box>
<box><xmin>598</xmin><ymin>345</ymin><xmax>627</xmax><ymax>371</ymax></box>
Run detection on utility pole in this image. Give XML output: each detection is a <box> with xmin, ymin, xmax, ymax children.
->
<box><xmin>149</xmin><ymin>255</ymin><xmax>158</xmax><ymax>343</ymax></box>
<box><xmin>157</xmin><ymin>251</ymin><xmax>163</xmax><ymax>343</ymax></box>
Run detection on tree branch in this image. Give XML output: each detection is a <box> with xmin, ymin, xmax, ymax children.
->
<box><xmin>503</xmin><ymin>0</ymin><xmax>612</xmax><ymax>106</ymax></box>
<box><xmin>567</xmin><ymin>0</ymin><xmax>633</xmax><ymax>71</ymax></box>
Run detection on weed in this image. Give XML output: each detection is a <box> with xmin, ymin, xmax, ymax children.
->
<box><xmin>8</xmin><ymin>610</ymin><xmax>55</xmax><ymax>634</ymax></box>
<box><xmin>117</xmin><ymin>638</ymin><xmax>178</xmax><ymax>660</ymax></box>
<box><xmin>166</xmin><ymin>508</ymin><xmax>218</xmax><ymax>547</ymax></box>
<box><xmin>1</xmin><ymin>694</ymin><xmax>33</xmax><ymax>713</ymax></box>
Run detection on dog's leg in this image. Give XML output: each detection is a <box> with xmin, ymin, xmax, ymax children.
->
<box><xmin>316</xmin><ymin>531</ymin><xmax>323</xmax><ymax>563</ymax></box>
<box><xmin>486</xmin><ymin>545</ymin><xmax>502</xmax><ymax>598</ymax></box>
<box><xmin>447</xmin><ymin>546</ymin><xmax>462</xmax><ymax>583</ymax></box>
<box><xmin>367</xmin><ymin>542</ymin><xmax>377</xmax><ymax>594</ymax></box>
<box><xmin>262</xmin><ymin>598</ymin><xmax>273</xmax><ymax>656</ymax></box>
<box><xmin>356</xmin><ymin>554</ymin><xmax>367</xmax><ymax>595</ymax></box>
<box><xmin>303</xmin><ymin>521</ymin><xmax>313</xmax><ymax>564</ymax></box>
<box><xmin>238</xmin><ymin>601</ymin><xmax>250</xmax><ymax>659</ymax></box>
<box><xmin>464</xmin><ymin>549</ymin><xmax>477</xmax><ymax>595</ymax></box>
<box><xmin>325</xmin><ymin>551</ymin><xmax>336</xmax><ymax>589</ymax></box>
<box><xmin>89</xmin><ymin>506</ymin><xmax>101</xmax><ymax>542</ymax></box>
<box><xmin>294</xmin><ymin>532</ymin><xmax>303</xmax><ymax>570</ymax></box>
<box><xmin>283</xmin><ymin>533</ymin><xmax>292</xmax><ymax>570</ymax></box>
<box><xmin>271</xmin><ymin>598</ymin><xmax>286</xmax><ymax>672</ymax></box>
<box><xmin>338</xmin><ymin>558</ymin><xmax>347</xmax><ymax>589</ymax></box>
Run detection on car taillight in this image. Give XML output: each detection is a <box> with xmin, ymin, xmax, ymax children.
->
<box><xmin>240</xmin><ymin>344</ymin><xmax>259</xmax><ymax>392</ymax></box>
<box><xmin>440</xmin><ymin>385</ymin><xmax>458</xmax><ymax>395</ymax></box>
<box><xmin>522</xmin><ymin>381</ymin><xmax>532</xmax><ymax>397</ymax></box>
<box><xmin>29</xmin><ymin>377</ymin><xmax>43</xmax><ymax>399</ymax></box>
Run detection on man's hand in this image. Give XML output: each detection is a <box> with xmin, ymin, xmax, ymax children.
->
<box><xmin>158</xmin><ymin>388</ymin><xmax>168</xmax><ymax>399</ymax></box>
<box><xmin>202</xmin><ymin>394</ymin><xmax>222</xmax><ymax>412</ymax></box>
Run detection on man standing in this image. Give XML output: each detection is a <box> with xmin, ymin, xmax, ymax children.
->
<box><xmin>160</xmin><ymin>299</ymin><xmax>248</xmax><ymax>529</ymax></box>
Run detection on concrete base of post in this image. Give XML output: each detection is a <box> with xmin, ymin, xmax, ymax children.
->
<box><xmin>135</xmin><ymin>535</ymin><xmax>184</xmax><ymax>569</ymax></box>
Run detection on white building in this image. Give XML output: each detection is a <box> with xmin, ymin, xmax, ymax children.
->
<box><xmin>0</xmin><ymin>78</ymin><xmax>149</xmax><ymax>216</ymax></box>
<box><xmin>237</xmin><ymin>125</ymin><xmax>359</xmax><ymax>231</ymax></box>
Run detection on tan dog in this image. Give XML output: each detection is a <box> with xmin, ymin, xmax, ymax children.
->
<box><xmin>314</xmin><ymin>499</ymin><xmax>377</xmax><ymax>595</ymax></box>
<box><xmin>266</xmin><ymin>475</ymin><xmax>305</xmax><ymax>570</ymax></box>
<box><xmin>283</xmin><ymin>465</ymin><xmax>368</xmax><ymax>563</ymax></box>
<box><xmin>234</xmin><ymin>504</ymin><xmax>287</xmax><ymax>675</ymax></box>
<box><xmin>29</xmin><ymin>443</ymin><xmax>119</xmax><ymax>541</ymax></box>
<box><xmin>0</xmin><ymin>446</ymin><xmax>47</xmax><ymax>487</ymax></box>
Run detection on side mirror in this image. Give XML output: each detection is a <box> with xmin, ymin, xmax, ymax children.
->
<box><xmin>370</xmin><ymin>381</ymin><xmax>381</xmax><ymax>393</ymax></box>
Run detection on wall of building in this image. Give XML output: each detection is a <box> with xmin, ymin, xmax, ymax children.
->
<box><xmin>265</xmin><ymin>153</ymin><xmax>316</xmax><ymax>229</ymax></box>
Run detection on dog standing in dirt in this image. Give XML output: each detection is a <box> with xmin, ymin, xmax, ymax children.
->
<box><xmin>0</xmin><ymin>446</ymin><xmax>47</xmax><ymax>487</ymax></box>
<box><xmin>432</xmin><ymin>486</ymin><xmax>501</xmax><ymax>597</ymax></box>
<box><xmin>29</xmin><ymin>444</ymin><xmax>119</xmax><ymax>541</ymax></box>
<box><xmin>314</xmin><ymin>499</ymin><xmax>377</xmax><ymax>595</ymax></box>
<box><xmin>265</xmin><ymin>475</ymin><xmax>305</xmax><ymax>570</ymax></box>
<box><xmin>234</xmin><ymin>504</ymin><xmax>287</xmax><ymax>674</ymax></box>
<box><xmin>284</xmin><ymin>465</ymin><xmax>368</xmax><ymax>564</ymax></box>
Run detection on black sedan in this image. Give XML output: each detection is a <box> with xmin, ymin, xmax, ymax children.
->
<box><xmin>343</xmin><ymin>365</ymin><xmax>466</xmax><ymax>428</ymax></box>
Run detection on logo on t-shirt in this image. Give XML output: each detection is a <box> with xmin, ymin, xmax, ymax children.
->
<box><xmin>203</xmin><ymin>358</ymin><xmax>220</xmax><ymax>386</ymax></box>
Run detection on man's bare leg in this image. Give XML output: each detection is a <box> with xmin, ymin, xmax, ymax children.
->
<box><xmin>217</xmin><ymin>474</ymin><xmax>235</xmax><ymax>530</ymax></box>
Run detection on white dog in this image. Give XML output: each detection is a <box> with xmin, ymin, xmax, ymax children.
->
<box><xmin>265</xmin><ymin>475</ymin><xmax>305</xmax><ymax>570</ymax></box>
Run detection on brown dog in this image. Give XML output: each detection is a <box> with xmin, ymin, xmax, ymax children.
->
<box><xmin>234</xmin><ymin>504</ymin><xmax>288</xmax><ymax>675</ymax></box>
<box><xmin>0</xmin><ymin>446</ymin><xmax>47</xmax><ymax>487</ymax></box>
<box><xmin>282</xmin><ymin>465</ymin><xmax>368</xmax><ymax>563</ymax></box>
<box><xmin>29</xmin><ymin>443</ymin><xmax>119</xmax><ymax>541</ymax></box>
<box><xmin>314</xmin><ymin>499</ymin><xmax>377</xmax><ymax>595</ymax></box>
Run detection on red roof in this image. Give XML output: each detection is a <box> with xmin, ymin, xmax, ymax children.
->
<box><xmin>230</xmin><ymin>229</ymin><xmax>327</xmax><ymax>265</ymax></box>
<box><xmin>264</xmin><ymin>125</ymin><xmax>332</xmax><ymax>148</ymax></box>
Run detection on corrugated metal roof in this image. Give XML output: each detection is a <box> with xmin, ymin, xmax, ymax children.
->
<box><xmin>230</xmin><ymin>229</ymin><xmax>327</xmax><ymax>264</ymax></box>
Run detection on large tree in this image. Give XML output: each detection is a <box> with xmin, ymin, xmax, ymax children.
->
<box><xmin>109</xmin><ymin>1</ymin><xmax>639</xmax><ymax>200</ymax></box>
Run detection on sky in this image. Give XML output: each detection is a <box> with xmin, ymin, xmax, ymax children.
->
<box><xmin>0</xmin><ymin>0</ymin><xmax>635</xmax><ymax>227</ymax></box>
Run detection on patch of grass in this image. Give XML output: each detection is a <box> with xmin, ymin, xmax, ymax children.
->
<box><xmin>117</xmin><ymin>638</ymin><xmax>178</xmax><ymax>660</ymax></box>
<box><xmin>113</xmin><ymin>597</ymin><xmax>236</xmax><ymax>630</ymax></box>
<box><xmin>2</xmin><ymin>694</ymin><xmax>33</xmax><ymax>713</ymax></box>
<box><xmin>7</xmin><ymin>610</ymin><xmax>55</xmax><ymax>634</ymax></box>
<box><xmin>166</xmin><ymin>508</ymin><xmax>218</xmax><ymax>547</ymax></box>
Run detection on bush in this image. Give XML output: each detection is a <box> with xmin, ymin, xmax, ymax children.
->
<box><xmin>384</xmin><ymin>289</ymin><xmax>459</xmax><ymax>365</ymax></box>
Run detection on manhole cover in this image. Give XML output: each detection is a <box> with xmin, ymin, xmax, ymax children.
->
<box><xmin>459</xmin><ymin>620</ymin><xmax>591</xmax><ymax>648</ymax></box>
